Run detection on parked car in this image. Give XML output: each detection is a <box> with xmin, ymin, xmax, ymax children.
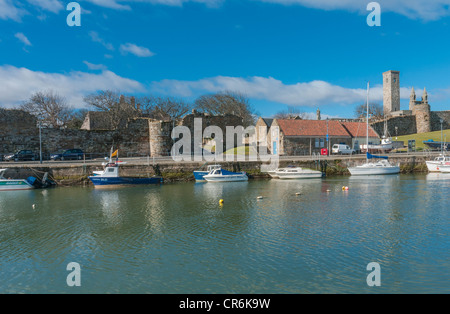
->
<box><xmin>332</xmin><ymin>144</ymin><xmax>356</xmax><ymax>155</ymax></box>
<box><xmin>4</xmin><ymin>150</ymin><xmax>38</xmax><ymax>162</ymax></box>
<box><xmin>50</xmin><ymin>149</ymin><xmax>85</xmax><ymax>161</ymax></box>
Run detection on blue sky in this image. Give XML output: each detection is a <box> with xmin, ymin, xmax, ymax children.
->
<box><xmin>1</xmin><ymin>0</ymin><xmax>450</xmax><ymax>119</ymax></box>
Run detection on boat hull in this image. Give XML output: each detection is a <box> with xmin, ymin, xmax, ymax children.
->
<box><xmin>426</xmin><ymin>161</ymin><xmax>444</xmax><ymax>172</ymax></box>
<box><xmin>203</xmin><ymin>174</ymin><xmax>248</xmax><ymax>182</ymax></box>
<box><xmin>276</xmin><ymin>173</ymin><xmax>323</xmax><ymax>179</ymax></box>
<box><xmin>0</xmin><ymin>179</ymin><xmax>34</xmax><ymax>191</ymax></box>
<box><xmin>348</xmin><ymin>166</ymin><xmax>400</xmax><ymax>175</ymax></box>
<box><xmin>193</xmin><ymin>171</ymin><xmax>209</xmax><ymax>181</ymax></box>
<box><xmin>439</xmin><ymin>165</ymin><xmax>450</xmax><ymax>173</ymax></box>
<box><xmin>89</xmin><ymin>176</ymin><xmax>163</xmax><ymax>188</ymax></box>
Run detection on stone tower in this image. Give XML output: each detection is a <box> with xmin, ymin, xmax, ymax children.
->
<box><xmin>409</xmin><ymin>87</ymin><xmax>416</xmax><ymax>111</ymax></box>
<box><xmin>412</xmin><ymin>87</ymin><xmax>431</xmax><ymax>134</ymax></box>
<box><xmin>383</xmin><ymin>70</ymin><xmax>401</xmax><ymax>115</ymax></box>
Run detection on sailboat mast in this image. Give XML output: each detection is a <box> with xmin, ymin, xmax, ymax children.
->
<box><xmin>366</xmin><ymin>81</ymin><xmax>369</xmax><ymax>159</ymax></box>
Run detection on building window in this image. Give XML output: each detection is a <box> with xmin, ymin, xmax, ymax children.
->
<box><xmin>315</xmin><ymin>138</ymin><xmax>325</xmax><ymax>148</ymax></box>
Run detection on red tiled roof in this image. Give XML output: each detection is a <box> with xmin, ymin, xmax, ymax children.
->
<box><xmin>340</xmin><ymin>121</ymin><xmax>379</xmax><ymax>138</ymax></box>
<box><xmin>275</xmin><ymin>119</ymin><xmax>351</xmax><ymax>137</ymax></box>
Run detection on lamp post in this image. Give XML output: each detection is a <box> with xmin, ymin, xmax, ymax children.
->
<box><xmin>395</xmin><ymin>126</ymin><xmax>398</xmax><ymax>140</ymax></box>
<box><xmin>39</xmin><ymin>117</ymin><xmax>43</xmax><ymax>164</ymax></box>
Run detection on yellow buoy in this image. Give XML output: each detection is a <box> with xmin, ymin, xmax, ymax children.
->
<box><xmin>219</xmin><ymin>199</ymin><xmax>224</xmax><ymax>204</ymax></box>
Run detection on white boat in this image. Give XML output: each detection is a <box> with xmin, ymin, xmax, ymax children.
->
<box><xmin>348</xmin><ymin>82</ymin><xmax>400</xmax><ymax>176</ymax></box>
<box><xmin>426</xmin><ymin>155</ymin><xmax>450</xmax><ymax>172</ymax></box>
<box><xmin>439</xmin><ymin>164</ymin><xmax>450</xmax><ymax>173</ymax></box>
<box><xmin>0</xmin><ymin>169</ymin><xmax>35</xmax><ymax>191</ymax></box>
<box><xmin>203</xmin><ymin>168</ymin><xmax>248</xmax><ymax>182</ymax></box>
<box><xmin>267</xmin><ymin>168</ymin><xmax>283</xmax><ymax>178</ymax></box>
<box><xmin>194</xmin><ymin>164</ymin><xmax>222</xmax><ymax>181</ymax></box>
<box><xmin>348</xmin><ymin>158</ymin><xmax>400</xmax><ymax>175</ymax></box>
<box><xmin>275</xmin><ymin>167</ymin><xmax>323</xmax><ymax>179</ymax></box>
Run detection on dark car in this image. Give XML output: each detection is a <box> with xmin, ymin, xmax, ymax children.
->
<box><xmin>4</xmin><ymin>150</ymin><xmax>38</xmax><ymax>162</ymax></box>
<box><xmin>51</xmin><ymin>149</ymin><xmax>85</xmax><ymax>161</ymax></box>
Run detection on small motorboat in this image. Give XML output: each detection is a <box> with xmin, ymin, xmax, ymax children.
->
<box><xmin>88</xmin><ymin>150</ymin><xmax>163</xmax><ymax>188</ymax></box>
<box><xmin>275</xmin><ymin>167</ymin><xmax>323</xmax><ymax>179</ymax></box>
<box><xmin>426</xmin><ymin>154</ymin><xmax>450</xmax><ymax>172</ymax></box>
<box><xmin>0</xmin><ymin>168</ymin><xmax>35</xmax><ymax>191</ymax></box>
<box><xmin>203</xmin><ymin>167</ymin><xmax>248</xmax><ymax>182</ymax></box>
<box><xmin>194</xmin><ymin>165</ymin><xmax>222</xmax><ymax>181</ymax></box>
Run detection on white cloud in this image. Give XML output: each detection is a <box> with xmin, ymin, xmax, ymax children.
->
<box><xmin>15</xmin><ymin>32</ymin><xmax>32</xmax><ymax>46</ymax></box>
<box><xmin>260</xmin><ymin>0</ymin><xmax>450</xmax><ymax>20</ymax></box>
<box><xmin>83</xmin><ymin>61</ymin><xmax>108</xmax><ymax>70</ymax></box>
<box><xmin>27</xmin><ymin>0</ymin><xmax>64</xmax><ymax>13</ymax></box>
<box><xmin>85</xmin><ymin>0</ymin><xmax>450</xmax><ymax>20</ymax></box>
<box><xmin>89</xmin><ymin>31</ymin><xmax>115</xmax><ymax>51</ymax></box>
<box><xmin>0</xmin><ymin>65</ymin><xmax>145</xmax><ymax>108</ymax></box>
<box><xmin>151</xmin><ymin>75</ymin><xmax>413</xmax><ymax>107</ymax></box>
<box><xmin>0</xmin><ymin>0</ymin><xmax>25</xmax><ymax>21</ymax></box>
<box><xmin>85</xmin><ymin>0</ymin><xmax>222</xmax><ymax>10</ymax></box>
<box><xmin>120</xmin><ymin>43</ymin><xmax>155</xmax><ymax>57</ymax></box>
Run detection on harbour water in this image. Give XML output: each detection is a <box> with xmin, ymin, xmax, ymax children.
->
<box><xmin>0</xmin><ymin>174</ymin><xmax>449</xmax><ymax>294</ymax></box>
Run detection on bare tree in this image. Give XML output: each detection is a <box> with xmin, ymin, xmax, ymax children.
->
<box><xmin>21</xmin><ymin>91</ymin><xmax>72</xmax><ymax>128</ymax></box>
<box><xmin>66</xmin><ymin>109</ymin><xmax>89</xmax><ymax>129</ymax></box>
<box><xmin>194</xmin><ymin>91</ymin><xmax>255</xmax><ymax>126</ymax></box>
<box><xmin>138</xmin><ymin>95</ymin><xmax>191</xmax><ymax>121</ymax></box>
<box><xmin>355</xmin><ymin>102</ymin><xmax>384</xmax><ymax>120</ymax></box>
<box><xmin>83</xmin><ymin>90</ymin><xmax>140</xmax><ymax>129</ymax></box>
<box><xmin>274</xmin><ymin>106</ymin><xmax>306</xmax><ymax>119</ymax></box>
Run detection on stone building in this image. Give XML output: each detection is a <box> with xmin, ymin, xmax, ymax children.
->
<box><xmin>263</xmin><ymin>118</ymin><xmax>379</xmax><ymax>156</ymax></box>
<box><xmin>377</xmin><ymin>70</ymin><xmax>449</xmax><ymax>135</ymax></box>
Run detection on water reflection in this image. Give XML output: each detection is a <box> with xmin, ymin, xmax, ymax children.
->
<box><xmin>0</xmin><ymin>175</ymin><xmax>448</xmax><ymax>293</ymax></box>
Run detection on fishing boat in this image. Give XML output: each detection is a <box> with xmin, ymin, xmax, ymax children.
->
<box><xmin>203</xmin><ymin>167</ymin><xmax>248</xmax><ymax>182</ymax></box>
<box><xmin>426</xmin><ymin>154</ymin><xmax>450</xmax><ymax>172</ymax></box>
<box><xmin>193</xmin><ymin>164</ymin><xmax>222</xmax><ymax>181</ymax></box>
<box><xmin>274</xmin><ymin>167</ymin><xmax>323</xmax><ymax>179</ymax></box>
<box><xmin>88</xmin><ymin>150</ymin><xmax>163</xmax><ymax>188</ymax></box>
<box><xmin>348</xmin><ymin>82</ymin><xmax>400</xmax><ymax>176</ymax></box>
<box><xmin>0</xmin><ymin>169</ymin><xmax>35</xmax><ymax>191</ymax></box>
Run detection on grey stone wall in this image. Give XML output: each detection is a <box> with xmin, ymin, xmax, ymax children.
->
<box><xmin>0</xmin><ymin>109</ymin><xmax>151</xmax><ymax>157</ymax></box>
<box><xmin>431</xmin><ymin>111</ymin><xmax>450</xmax><ymax>131</ymax></box>
<box><xmin>371</xmin><ymin>115</ymin><xmax>417</xmax><ymax>137</ymax></box>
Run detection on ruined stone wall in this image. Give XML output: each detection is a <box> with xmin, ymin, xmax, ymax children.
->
<box><xmin>149</xmin><ymin>120</ymin><xmax>173</xmax><ymax>157</ymax></box>
<box><xmin>0</xmin><ymin>109</ymin><xmax>151</xmax><ymax>157</ymax></box>
<box><xmin>431</xmin><ymin>111</ymin><xmax>450</xmax><ymax>132</ymax></box>
<box><xmin>371</xmin><ymin>115</ymin><xmax>417</xmax><ymax>137</ymax></box>
<box><xmin>181</xmin><ymin>112</ymin><xmax>245</xmax><ymax>152</ymax></box>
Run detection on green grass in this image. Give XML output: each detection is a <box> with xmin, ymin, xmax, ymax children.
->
<box><xmin>395</xmin><ymin>129</ymin><xmax>450</xmax><ymax>150</ymax></box>
<box><xmin>224</xmin><ymin>146</ymin><xmax>257</xmax><ymax>155</ymax></box>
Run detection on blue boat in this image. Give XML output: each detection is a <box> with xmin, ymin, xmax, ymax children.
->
<box><xmin>193</xmin><ymin>165</ymin><xmax>222</xmax><ymax>181</ymax></box>
<box><xmin>423</xmin><ymin>140</ymin><xmax>449</xmax><ymax>151</ymax></box>
<box><xmin>89</xmin><ymin>157</ymin><xmax>162</xmax><ymax>188</ymax></box>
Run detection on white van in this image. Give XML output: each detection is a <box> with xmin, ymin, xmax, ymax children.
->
<box><xmin>332</xmin><ymin>144</ymin><xmax>356</xmax><ymax>155</ymax></box>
